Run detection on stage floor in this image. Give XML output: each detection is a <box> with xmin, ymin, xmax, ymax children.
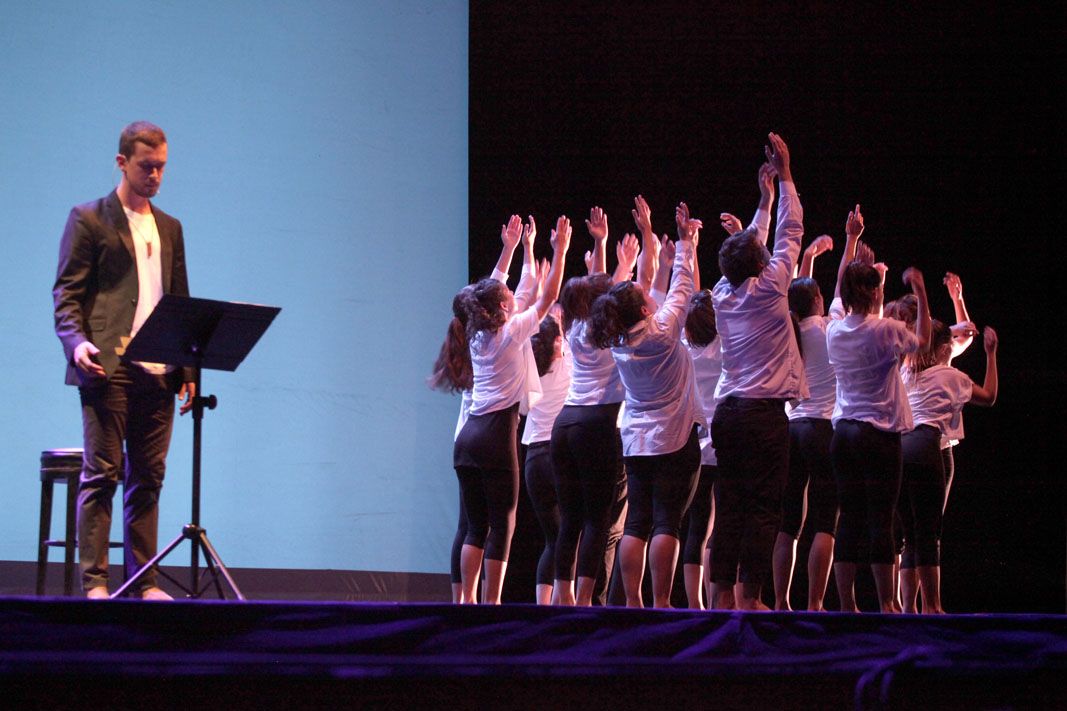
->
<box><xmin>2</xmin><ymin>597</ymin><xmax>1065</xmax><ymax>710</ymax></box>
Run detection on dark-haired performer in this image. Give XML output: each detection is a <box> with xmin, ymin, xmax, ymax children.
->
<box><xmin>53</xmin><ymin>121</ymin><xmax>195</xmax><ymax>600</ymax></box>
<box><xmin>708</xmin><ymin>134</ymin><xmax>806</xmax><ymax>610</ymax></box>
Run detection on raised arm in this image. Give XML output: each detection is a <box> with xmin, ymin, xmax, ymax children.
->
<box><xmin>613</xmin><ymin>233</ymin><xmax>640</xmax><ymax>283</ymax></box>
<box><xmin>653</xmin><ymin>203</ymin><xmax>701</xmax><ymax>337</ymax></box>
<box><xmin>513</xmin><ymin>216</ymin><xmax>539</xmax><ymax>312</ymax></box>
<box><xmin>968</xmin><ymin>326</ymin><xmax>998</xmax><ymax>406</ymax></box>
<box><xmin>585</xmin><ymin>206</ymin><xmax>609</xmax><ymax>275</ymax></box>
<box><xmin>633</xmin><ymin>195</ymin><xmax>659</xmax><ymax>292</ymax></box>
<box><xmin>754</xmin><ymin>161</ymin><xmax>776</xmax><ymax>245</ymax></box>
<box><xmin>902</xmin><ymin>267</ymin><xmax>932</xmax><ymax>351</ymax></box>
<box><xmin>799</xmin><ymin>234</ymin><xmax>833</xmax><ymax>279</ymax></box>
<box><xmin>652</xmin><ymin>234</ymin><xmax>675</xmax><ymax>299</ymax></box>
<box><xmin>944</xmin><ymin>272</ymin><xmax>975</xmax><ymax>358</ymax></box>
<box><xmin>834</xmin><ymin>204</ymin><xmax>864</xmax><ymax>300</ymax></box>
<box><xmin>492</xmin><ymin>214</ymin><xmax>523</xmax><ymax>281</ymax></box>
<box><xmin>535</xmin><ymin>215</ymin><xmax>573</xmax><ymax>321</ymax></box>
<box><xmin>765</xmin><ymin>133</ymin><xmax>802</xmax><ymax>272</ymax></box>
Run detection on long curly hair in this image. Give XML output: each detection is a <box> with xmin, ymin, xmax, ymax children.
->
<box><xmin>428</xmin><ymin>286</ymin><xmax>475</xmax><ymax>393</ymax></box>
<box><xmin>587</xmin><ymin>281</ymin><xmax>647</xmax><ymax>349</ymax></box>
<box><xmin>530</xmin><ymin>315</ymin><xmax>562</xmax><ymax>377</ymax></box>
<box><xmin>465</xmin><ymin>277</ymin><xmax>510</xmax><ymax>339</ymax></box>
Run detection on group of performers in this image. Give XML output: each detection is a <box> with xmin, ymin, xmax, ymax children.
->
<box><xmin>431</xmin><ymin>133</ymin><xmax>998</xmax><ymax>613</ymax></box>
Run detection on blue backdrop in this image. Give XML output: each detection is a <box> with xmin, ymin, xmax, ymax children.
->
<box><xmin>0</xmin><ymin>1</ymin><xmax>468</xmax><ymax>573</ymax></box>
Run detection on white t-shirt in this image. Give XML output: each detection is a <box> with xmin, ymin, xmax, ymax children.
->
<box><xmin>614</xmin><ymin>241</ymin><xmax>705</xmax><ymax>456</ymax></box>
<box><xmin>713</xmin><ymin>181</ymin><xmax>807</xmax><ymax>401</ymax></box>
<box><xmin>826</xmin><ymin>299</ymin><xmax>920</xmax><ymax>432</ymax></box>
<box><xmin>469</xmin><ymin>306</ymin><xmax>543</xmax><ymax>416</ymax></box>
<box><xmin>902</xmin><ymin>364</ymin><xmax>973</xmax><ymax>446</ymax></box>
<box><xmin>787</xmin><ymin>315</ymin><xmax>837</xmax><ymax>421</ymax></box>
<box><xmin>565</xmin><ymin>320</ymin><xmax>624</xmax><ymax>406</ymax></box>
<box><xmin>686</xmin><ymin>335</ymin><xmax>722</xmax><ymax>465</ymax></box>
<box><xmin>124</xmin><ymin>207</ymin><xmax>169</xmax><ymax>375</ymax></box>
<box><xmin>522</xmin><ymin>344</ymin><xmax>573</xmax><ymax>445</ymax></box>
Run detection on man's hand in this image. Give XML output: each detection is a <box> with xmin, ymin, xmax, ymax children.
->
<box><xmin>550</xmin><ymin>215</ymin><xmax>572</xmax><ymax>253</ymax></box>
<box><xmin>983</xmin><ymin>326</ymin><xmax>998</xmax><ymax>354</ymax></box>
<box><xmin>845</xmin><ymin>204</ymin><xmax>864</xmax><ymax>241</ymax></box>
<box><xmin>586</xmin><ymin>206</ymin><xmax>608</xmax><ymax>242</ymax></box>
<box><xmin>522</xmin><ymin>215</ymin><xmax>537</xmax><ymax>251</ymax></box>
<box><xmin>675</xmin><ymin>202</ymin><xmax>702</xmax><ymax>242</ymax></box>
<box><xmin>944</xmin><ymin>271</ymin><xmax>963</xmax><ymax>301</ymax></box>
<box><xmin>616</xmin><ymin>233</ymin><xmax>640</xmax><ymax>274</ymax></box>
<box><xmin>632</xmin><ymin>195</ymin><xmax>653</xmax><ymax>235</ymax></box>
<box><xmin>179</xmin><ymin>381</ymin><xmax>197</xmax><ymax>416</ymax></box>
<box><xmin>74</xmin><ymin>341</ymin><xmax>106</xmax><ymax>378</ymax></box>
<box><xmin>758</xmin><ymin>161</ymin><xmax>777</xmax><ymax>198</ymax></box>
<box><xmin>501</xmin><ymin>214</ymin><xmax>522</xmax><ymax>251</ymax></box>
<box><xmin>719</xmin><ymin>212</ymin><xmax>743</xmax><ymax>235</ymax></box>
<box><xmin>805</xmin><ymin>234</ymin><xmax>834</xmax><ymax>257</ymax></box>
<box><xmin>764</xmin><ymin>132</ymin><xmax>792</xmax><ymax>182</ymax></box>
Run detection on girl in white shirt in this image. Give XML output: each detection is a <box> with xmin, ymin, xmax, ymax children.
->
<box><xmin>587</xmin><ymin>204</ymin><xmax>704</xmax><ymax>608</ymax></box>
<box><xmin>826</xmin><ymin>255</ymin><xmax>931</xmax><ymax>613</ymax></box>
<box><xmin>899</xmin><ymin>320</ymin><xmax>998</xmax><ymax>613</ymax></box>
<box><xmin>453</xmin><ymin>216</ymin><xmax>572</xmax><ymax>604</ymax></box>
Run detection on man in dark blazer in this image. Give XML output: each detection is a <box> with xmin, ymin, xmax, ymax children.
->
<box><xmin>53</xmin><ymin>121</ymin><xmax>195</xmax><ymax>600</ymax></box>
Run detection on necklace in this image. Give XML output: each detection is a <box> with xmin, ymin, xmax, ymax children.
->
<box><xmin>127</xmin><ymin>214</ymin><xmax>156</xmax><ymax>258</ymax></box>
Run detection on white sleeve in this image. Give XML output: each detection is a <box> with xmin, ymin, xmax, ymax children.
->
<box><xmin>653</xmin><ymin>241</ymin><xmax>695</xmax><ymax>340</ymax></box>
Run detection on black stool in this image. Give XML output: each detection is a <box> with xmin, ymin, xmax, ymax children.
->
<box><xmin>36</xmin><ymin>448</ymin><xmax>124</xmax><ymax>596</ymax></box>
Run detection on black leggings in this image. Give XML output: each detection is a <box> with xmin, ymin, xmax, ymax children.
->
<box><xmin>780</xmin><ymin>418</ymin><xmax>838</xmax><ymax>539</ymax></box>
<box><xmin>450</xmin><ymin>490</ymin><xmax>467</xmax><ymax>584</ymax></box>
<box><xmin>623</xmin><ymin>426</ymin><xmax>701</xmax><ymax>541</ymax></box>
<box><xmin>682</xmin><ymin>465</ymin><xmax>717</xmax><ymax>565</ymax></box>
<box><xmin>454</xmin><ymin>404</ymin><xmax>520</xmax><ymax>562</ymax></box>
<box><xmin>708</xmin><ymin>398</ymin><xmax>790</xmax><ymax>586</ymax></box>
<box><xmin>524</xmin><ymin>441</ymin><xmax>560</xmax><ymax>586</ymax></box>
<box><xmin>551</xmin><ymin>403</ymin><xmax>623</xmax><ymax>581</ymax></box>
<box><xmin>900</xmin><ymin>425</ymin><xmax>946</xmax><ymax>569</ymax></box>
<box><xmin>831</xmin><ymin>419</ymin><xmax>902</xmax><ymax>565</ymax></box>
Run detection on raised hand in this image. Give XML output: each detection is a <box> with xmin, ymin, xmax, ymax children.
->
<box><xmin>632</xmin><ymin>195</ymin><xmax>653</xmax><ymax>235</ymax></box>
<box><xmin>902</xmin><ymin>266</ymin><xmax>926</xmax><ymax>293</ymax></box>
<box><xmin>616</xmin><ymin>233</ymin><xmax>640</xmax><ymax>273</ymax></box>
<box><xmin>764</xmin><ymin>132</ymin><xmax>792</xmax><ymax>182</ymax></box>
<box><xmin>951</xmin><ymin>321</ymin><xmax>978</xmax><ymax>340</ymax></box>
<box><xmin>550</xmin><ymin>215</ymin><xmax>572</xmax><ymax>253</ymax></box>
<box><xmin>522</xmin><ymin>215</ymin><xmax>537</xmax><ymax>250</ymax></box>
<box><xmin>944</xmin><ymin>272</ymin><xmax>963</xmax><ymax>301</ymax></box>
<box><xmin>805</xmin><ymin>234</ymin><xmax>834</xmax><ymax>257</ymax></box>
<box><xmin>586</xmin><ymin>206</ymin><xmax>608</xmax><ymax>241</ymax></box>
<box><xmin>720</xmin><ymin>212</ymin><xmax>743</xmax><ymax>235</ymax></box>
<box><xmin>845</xmin><ymin>204</ymin><xmax>864</xmax><ymax>241</ymax></box>
<box><xmin>758</xmin><ymin>161</ymin><xmax>777</xmax><ymax>197</ymax></box>
<box><xmin>675</xmin><ymin>202</ymin><xmax>703</xmax><ymax>242</ymax></box>
<box><xmin>854</xmin><ymin>240</ymin><xmax>876</xmax><ymax>266</ymax></box>
<box><xmin>659</xmin><ymin>234</ymin><xmax>676</xmax><ymax>266</ymax></box>
<box><xmin>584</xmin><ymin>250</ymin><xmax>594</xmax><ymax>274</ymax></box>
<box><xmin>535</xmin><ymin>257</ymin><xmax>550</xmax><ymax>301</ymax></box>
<box><xmin>501</xmin><ymin>214</ymin><xmax>522</xmax><ymax>250</ymax></box>
<box><xmin>983</xmin><ymin>326</ymin><xmax>998</xmax><ymax>353</ymax></box>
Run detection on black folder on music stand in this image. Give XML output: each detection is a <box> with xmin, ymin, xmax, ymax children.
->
<box><xmin>112</xmin><ymin>295</ymin><xmax>281</xmax><ymax>600</ymax></box>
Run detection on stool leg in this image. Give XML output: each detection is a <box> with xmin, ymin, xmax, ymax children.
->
<box><xmin>64</xmin><ymin>473</ymin><xmax>78</xmax><ymax>596</ymax></box>
<box><xmin>37</xmin><ymin>479</ymin><xmax>54</xmax><ymax>596</ymax></box>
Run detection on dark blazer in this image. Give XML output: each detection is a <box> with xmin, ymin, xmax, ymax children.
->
<box><xmin>53</xmin><ymin>190</ymin><xmax>191</xmax><ymax>387</ymax></box>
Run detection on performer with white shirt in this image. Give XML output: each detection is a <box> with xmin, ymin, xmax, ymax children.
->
<box><xmin>53</xmin><ymin>121</ymin><xmax>195</xmax><ymax>600</ymax></box>
<box><xmin>826</xmin><ymin>214</ymin><xmax>932</xmax><ymax>612</ymax></box>
<box><xmin>899</xmin><ymin>320</ymin><xmax>998</xmax><ymax>613</ymax></box>
<box><xmin>454</xmin><ymin>215</ymin><xmax>571</xmax><ymax>604</ymax></box>
<box><xmin>587</xmin><ymin>203</ymin><xmax>704</xmax><ymax>608</ymax></box>
<box><xmin>550</xmin><ymin>210</ymin><xmax>640</xmax><ymax>606</ymax></box>
<box><xmin>707</xmin><ymin>134</ymin><xmax>806</xmax><ymax>611</ymax></box>
<box><xmin>771</xmin><ymin>231</ymin><xmax>840</xmax><ymax>612</ymax></box>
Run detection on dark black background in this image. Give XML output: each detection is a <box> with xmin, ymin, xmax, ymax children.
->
<box><xmin>468</xmin><ymin>1</ymin><xmax>1064</xmax><ymax>612</ymax></box>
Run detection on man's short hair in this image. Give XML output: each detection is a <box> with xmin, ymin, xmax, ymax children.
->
<box><xmin>118</xmin><ymin>121</ymin><xmax>166</xmax><ymax>158</ymax></box>
<box><xmin>718</xmin><ymin>226</ymin><xmax>769</xmax><ymax>287</ymax></box>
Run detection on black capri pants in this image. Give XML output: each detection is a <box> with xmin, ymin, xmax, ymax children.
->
<box><xmin>454</xmin><ymin>403</ymin><xmax>520</xmax><ymax>562</ymax></box>
<box><xmin>524</xmin><ymin>440</ymin><xmax>560</xmax><ymax>586</ymax></box>
<box><xmin>551</xmin><ymin>402</ymin><xmax>623</xmax><ymax>581</ymax></box>
<box><xmin>682</xmin><ymin>464</ymin><xmax>717</xmax><ymax>565</ymax></box>
<box><xmin>900</xmin><ymin>424</ymin><xmax>946</xmax><ymax>569</ymax></box>
<box><xmin>623</xmin><ymin>425</ymin><xmax>701</xmax><ymax>541</ymax></box>
<box><xmin>831</xmin><ymin>418</ymin><xmax>902</xmax><ymax>565</ymax></box>
<box><xmin>780</xmin><ymin>417</ymin><xmax>838</xmax><ymax>539</ymax></box>
<box><xmin>708</xmin><ymin>397</ymin><xmax>790</xmax><ymax>587</ymax></box>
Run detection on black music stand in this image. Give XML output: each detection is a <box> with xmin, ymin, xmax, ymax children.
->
<box><xmin>111</xmin><ymin>295</ymin><xmax>280</xmax><ymax>600</ymax></box>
